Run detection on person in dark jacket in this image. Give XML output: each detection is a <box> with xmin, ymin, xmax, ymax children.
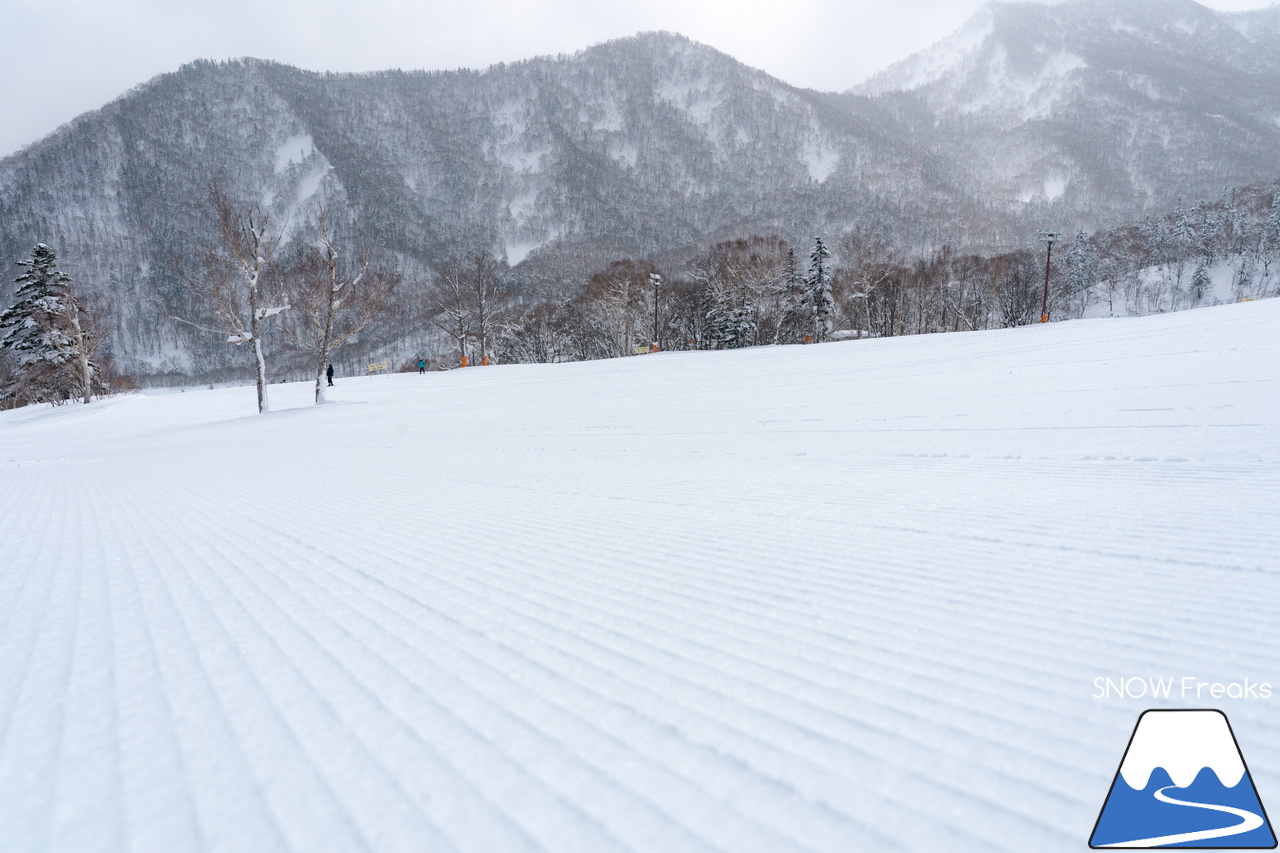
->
<box><xmin>326</xmin><ymin>363</ymin><xmax>334</xmax><ymax>386</ymax></box>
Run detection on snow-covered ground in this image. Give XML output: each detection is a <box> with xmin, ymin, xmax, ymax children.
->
<box><xmin>2</xmin><ymin>299</ymin><xmax>1279</xmax><ymax>852</ymax></box>
<box><xmin>1080</xmin><ymin>258</ymin><xmax>1276</xmax><ymax>320</ymax></box>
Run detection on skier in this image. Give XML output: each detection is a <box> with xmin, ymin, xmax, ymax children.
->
<box><xmin>326</xmin><ymin>363</ymin><xmax>334</xmax><ymax>386</ymax></box>
<box><xmin>418</xmin><ymin>358</ymin><xmax>425</xmax><ymax>374</ymax></box>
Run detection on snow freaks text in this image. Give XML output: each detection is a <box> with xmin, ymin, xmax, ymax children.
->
<box><xmin>1093</xmin><ymin>677</ymin><xmax>1273</xmax><ymax>701</ymax></box>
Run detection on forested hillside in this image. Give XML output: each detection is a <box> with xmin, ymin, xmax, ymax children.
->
<box><xmin>2</xmin><ymin>0</ymin><xmax>1279</xmax><ymax>384</ymax></box>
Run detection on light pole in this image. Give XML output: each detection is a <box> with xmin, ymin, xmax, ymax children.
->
<box><xmin>1038</xmin><ymin>230</ymin><xmax>1061</xmax><ymax>323</ymax></box>
<box><xmin>649</xmin><ymin>272</ymin><xmax>661</xmax><ymax>352</ymax></box>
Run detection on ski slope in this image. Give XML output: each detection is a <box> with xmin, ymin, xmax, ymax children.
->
<box><xmin>2</xmin><ymin>300</ymin><xmax>1279</xmax><ymax>853</ymax></box>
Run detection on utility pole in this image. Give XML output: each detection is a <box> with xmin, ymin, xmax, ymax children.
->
<box><xmin>650</xmin><ymin>272</ymin><xmax>661</xmax><ymax>352</ymax></box>
<box><xmin>1038</xmin><ymin>230</ymin><xmax>1060</xmax><ymax>323</ymax></box>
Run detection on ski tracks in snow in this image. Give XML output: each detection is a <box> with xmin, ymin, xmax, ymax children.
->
<box><xmin>2</xmin><ymin>300</ymin><xmax>1279</xmax><ymax>852</ymax></box>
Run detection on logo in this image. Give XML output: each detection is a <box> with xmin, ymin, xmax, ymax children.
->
<box><xmin>1090</xmin><ymin>710</ymin><xmax>1276</xmax><ymax>848</ymax></box>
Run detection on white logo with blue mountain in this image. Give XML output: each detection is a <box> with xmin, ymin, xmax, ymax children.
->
<box><xmin>1090</xmin><ymin>709</ymin><xmax>1276</xmax><ymax>848</ymax></box>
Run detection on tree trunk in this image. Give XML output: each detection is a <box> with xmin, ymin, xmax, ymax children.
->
<box><xmin>314</xmin><ymin>310</ymin><xmax>335</xmax><ymax>404</ymax></box>
<box><xmin>254</xmin><ymin>335</ymin><xmax>268</xmax><ymax>413</ymax></box>
<box><xmin>250</xmin><ymin>290</ymin><xmax>268</xmax><ymax>413</ymax></box>
<box><xmin>314</xmin><ymin>369</ymin><xmax>326</xmax><ymax>404</ymax></box>
<box><xmin>68</xmin><ymin>310</ymin><xmax>92</xmax><ymax>404</ymax></box>
<box><xmin>314</xmin><ymin>275</ymin><xmax>337</xmax><ymax>403</ymax></box>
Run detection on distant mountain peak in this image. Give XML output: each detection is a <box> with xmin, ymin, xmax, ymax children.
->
<box><xmin>858</xmin><ymin>0</ymin><xmax>1270</xmax><ymax>98</ymax></box>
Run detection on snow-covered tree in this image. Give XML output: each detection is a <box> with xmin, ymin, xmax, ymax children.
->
<box><xmin>774</xmin><ymin>246</ymin><xmax>807</xmax><ymax>344</ymax></box>
<box><xmin>427</xmin><ymin>249</ymin><xmax>514</xmax><ymax>365</ymax></box>
<box><xmin>571</xmin><ymin>258</ymin><xmax>654</xmax><ymax>358</ymax></box>
<box><xmin>1172</xmin><ymin>198</ymin><xmax>1196</xmax><ymax>254</ymax></box>
<box><xmin>497</xmin><ymin>301</ymin><xmax>577</xmax><ymax>364</ymax></box>
<box><xmin>802</xmin><ymin>236</ymin><xmax>834</xmax><ymax>342</ymax></box>
<box><xmin>688</xmin><ymin>238</ymin><xmax>787</xmax><ymax>349</ymax></box>
<box><xmin>284</xmin><ymin>203</ymin><xmax>397</xmax><ymax>403</ymax></box>
<box><xmin>1268</xmin><ymin>193</ymin><xmax>1280</xmax><ymax>248</ymax></box>
<box><xmin>1165</xmin><ymin>198</ymin><xmax>1196</xmax><ymax>294</ymax></box>
<box><xmin>426</xmin><ymin>258</ymin><xmax>474</xmax><ymax>366</ymax></box>
<box><xmin>704</xmin><ymin>299</ymin><xmax>756</xmax><ymax>349</ymax></box>
<box><xmin>1191</xmin><ymin>256</ymin><xmax>1211</xmax><ymax>302</ymax></box>
<box><xmin>466</xmin><ymin>250</ymin><xmax>510</xmax><ymax>366</ymax></box>
<box><xmin>170</xmin><ymin>183</ymin><xmax>288</xmax><ymax>413</ymax></box>
<box><xmin>995</xmin><ymin>251</ymin><xmax>1040</xmax><ymax>327</ymax></box>
<box><xmin>1195</xmin><ymin>199</ymin><xmax>1221</xmax><ymax>267</ymax></box>
<box><xmin>1260</xmin><ymin>193</ymin><xmax>1280</xmax><ymax>295</ymax></box>
<box><xmin>0</xmin><ymin>244</ymin><xmax>99</xmax><ymax>406</ymax></box>
<box><xmin>1063</xmin><ymin>230</ymin><xmax>1097</xmax><ymax>316</ymax></box>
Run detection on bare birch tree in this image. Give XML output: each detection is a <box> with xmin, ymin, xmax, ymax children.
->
<box><xmin>466</xmin><ymin>249</ymin><xmax>509</xmax><ymax>365</ymax></box>
<box><xmin>426</xmin><ymin>257</ymin><xmax>473</xmax><ymax>366</ymax></box>
<box><xmin>426</xmin><ymin>249</ymin><xmax>511</xmax><ymax>366</ymax></box>
<box><xmin>284</xmin><ymin>204</ymin><xmax>398</xmax><ymax>402</ymax></box>
<box><xmin>170</xmin><ymin>183</ymin><xmax>288</xmax><ymax>413</ymax></box>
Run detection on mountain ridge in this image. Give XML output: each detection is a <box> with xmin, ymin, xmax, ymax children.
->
<box><xmin>2</xmin><ymin>1</ymin><xmax>1279</xmax><ymax>378</ymax></box>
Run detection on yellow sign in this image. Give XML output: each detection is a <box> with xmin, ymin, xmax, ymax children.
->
<box><xmin>367</xmin><ymin>361</ymin><xmax>388</xmax><ymax>372</ymax></box>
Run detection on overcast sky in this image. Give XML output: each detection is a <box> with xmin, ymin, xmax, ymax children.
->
<box><xmin>0</xmin><ymin>0</ymin><xmax>1270</xmax><ymax>158</ymax></box>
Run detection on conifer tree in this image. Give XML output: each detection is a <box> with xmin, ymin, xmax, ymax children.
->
<box><xmin>803</xmin><ymin>237</ymin><xmax>834</xmax><ymax>342</ymax></box>
<box><xmin>1268</xmin><ymin>194</ymin><xmax>1280</xmax><ymax>246</ymax></box>
<box><xmin>1191</xmin><ymin>256</ymin><xmax>1211</xmax><ymax>302</ymax></box>
<box><xmin>1263</xmin><ymin>194</ymin><xmax>1280</xmax><ymax>294</ymax></box>
<box><xmin>0</xmin><ymin>244</ymin><xmax>98</xmax><ymax>406</ymax></box>
<box><xmin>1063</xmin><ymin>230</ymin><xmax>1097</xmax><ymax>316</ymax></box>
<box><xmin>1173</xmin><ymin>198</ymin><xmax>1196</xmax><ymax>253</ymax></box>
<box><xmin>774</xmin><ymin>246</ymin><xmax>806</xmax><ymax>344</ymax></box>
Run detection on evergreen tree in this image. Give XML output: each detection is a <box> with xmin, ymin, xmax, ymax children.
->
<box><xmin>803</xmin><ymin>237</ymin><xmax>834</xmax><ymax>342</ymax></box>
<box><xmin>1139</xmin><ymin>217</ymin><xmax>1165</xmax><ymax>266</ymax></box>
<box><xmin>1064</xmin><ymin>230</ymin><xmax>1097</xmax><ymax>313</ymax></box>
<box><xmin>705</xmin><ymin>300</ymin><xmax>756</xmax><ymax>349</ymax></box>
<box><xmin>1191</xmin><ymin>256</ymin><xmax>1211</xmax><ymax>302</ymax></box>
<box><xmin>0</xmin><ymin>244</ymin><xmax>98</xmax><ymax>406</ymax></box>
<box><xmin>1220</xmin><ymin>188</ymin><xmax>1240</xmax><ymax>259</ymax></box>
<box><xmin>1197</xmin><ymin>201</ymin><xmax>1221</xmax><ymax>266</ymax></box>
<box><xmin>1263</xmin><ymin>194</ymin><xmax>1280</xmax><ymax>294</ymax></box>
<box><xmin>774</xmin><ymin>246</ymin><xmax>806</xmax><ymax>344</ymax></box>
<box><xmin>782</xmin><ymin>246</ymin><xmax>801</xmax><ymax>291</ymax></box>
<box><xmin>1172</xmin><ymin>197</ymin><xmax>1196</xmax><ymax>253</ymax></box>
<box><xmin>1268</xmin><ymin>193</ymin><xmax>1280</xmax><ymax>246</ymax></box>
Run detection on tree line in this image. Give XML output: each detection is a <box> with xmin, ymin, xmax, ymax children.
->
<box><xmin>1</xmin><ymin>183</ymin><xmax>399</xmax><ymax>412</ymax></box>
<box><xmin>5</xmin><ymin>181</ymin><xmax>1278</xmax><ymax>412</ymax></box>
<box><xmin>481</xmin><ymin>184</ymin><xmax>1280</xmax><ymax>364</ymax></box>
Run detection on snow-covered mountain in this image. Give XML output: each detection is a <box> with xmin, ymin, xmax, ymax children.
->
<box><xmin>2</xmin><ymin>0</ymin><xmax>1279</xmax><ymax>379</ymax></box>
<box><xmin>857</xmin><ymin>0</ymin><xmax>1280</xmax><ymax>218</ymax></box>
<box><xmin>0</xmin><ymin>32</ymin><xmax>945</xmax><ymax>277</ymax></box>
<box><xmin>0</xmin><ymin>33</ymin><xmax>958</xmax><ymax>376</ymax></box>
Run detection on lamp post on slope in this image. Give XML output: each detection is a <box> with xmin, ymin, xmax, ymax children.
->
<box><xmin>650</xmin><ymin>272</ymin><xmax>661</xmax><ymax>352</ymax></box>
<box><xmin>1038</xmin><ymin>230</ymin><xmax>1061</xmax><ymax>323</ymax></box>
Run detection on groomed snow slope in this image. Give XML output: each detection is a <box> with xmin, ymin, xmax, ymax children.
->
<box><xmin>2</xmin><ymin>301</ymin><xmax>1279</xmax><ymax>853</ymax></box>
